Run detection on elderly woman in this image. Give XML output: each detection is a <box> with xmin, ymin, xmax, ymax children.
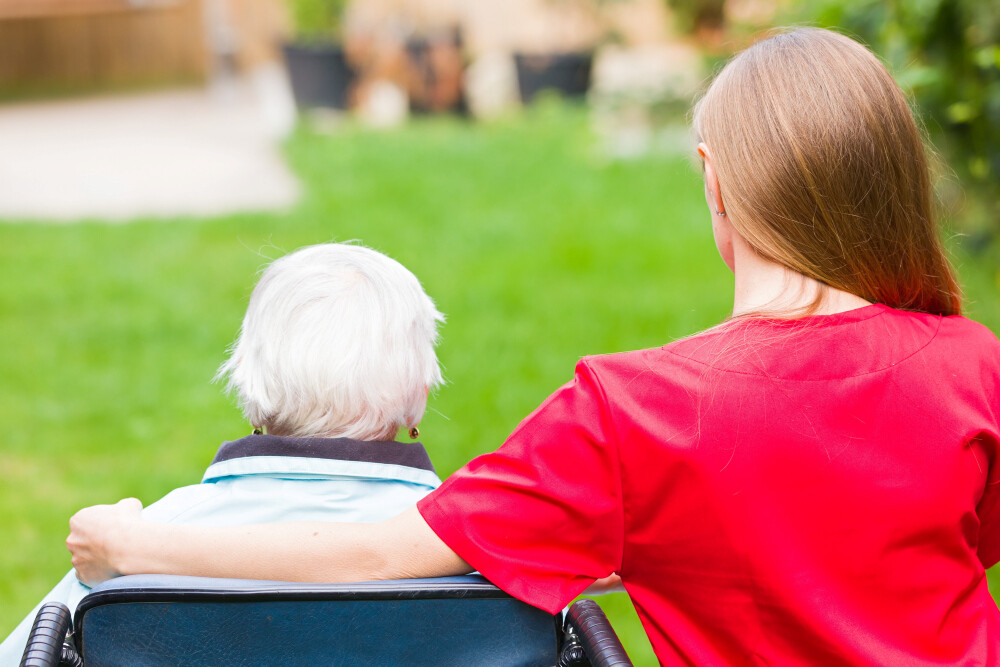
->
<box><xmin>0</xmin><ymin>242</ymin><xmax>445</xmax><ymax>662</ymax></box>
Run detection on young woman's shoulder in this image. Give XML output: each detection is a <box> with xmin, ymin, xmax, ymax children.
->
<box><xmin>580</xmin><ymin>305</ymin><xmax>999</xmax><ymax>387</ymax></box>
<box><xmin>938</xmin><ymin>314</ymin><xmax>1000</xmax><ymax>389</ymax></box>
<box><xmin>940</xmin><ymin>312</ymin><xmax>1000</xmax><ymax>345</ymax></box>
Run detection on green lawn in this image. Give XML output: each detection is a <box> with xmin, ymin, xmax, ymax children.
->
<box><xmin>1</xmin><ymin>103</ymin><xmax>997</xmax><ymax>665</ymax></box>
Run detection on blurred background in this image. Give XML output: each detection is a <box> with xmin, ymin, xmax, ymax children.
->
<box><xmin>0</xmin><ymin>0</ymin><xmax>997</xmax><ymax>664</ymax></box>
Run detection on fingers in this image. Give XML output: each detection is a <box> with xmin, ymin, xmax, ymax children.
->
<box><xmin>117</xmin><ymin>497</ymin><xmax>144</xmax><ymax>514</ymax></box>
<box><xmin>65</xmin><ymin>498</ymin><xmax>144</xmax><ymax>587</ymax></box>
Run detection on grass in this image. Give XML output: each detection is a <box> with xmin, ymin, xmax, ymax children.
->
<box><xmin>1</xmin><ymin>102</ymin><xmax>997</xmax><ymax>665</ymax></box>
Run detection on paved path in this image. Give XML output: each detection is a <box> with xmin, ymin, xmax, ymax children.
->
<box><xmin>0</xmin><ymin>69</ymin><xmax>300</xmax><ymax>222</ymax></box>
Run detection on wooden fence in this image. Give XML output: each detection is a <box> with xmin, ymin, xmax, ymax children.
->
<box><xmin>0</xmin><ymin>0</ymin><xmax>287</xmax><ymax>95</ymax></box>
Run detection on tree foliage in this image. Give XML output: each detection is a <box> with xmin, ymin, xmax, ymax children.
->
<box><xmin>798</xmin><ymin>0</ymin><xmax>1000</xmax><ymax>225</ymax></box>
<box><xmin>664</xmin><ymin>0</ymin><xmax>726</xmax><ymax>33</ymax></box>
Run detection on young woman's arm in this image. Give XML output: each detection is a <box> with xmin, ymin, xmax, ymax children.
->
<box><xmin>67</xmin><ymin>499</ymin><xmax>471</xmax><ymax>587</ymax></box>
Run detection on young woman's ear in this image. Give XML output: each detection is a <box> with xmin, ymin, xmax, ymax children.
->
<box><xmin>697</xmin><ymin>142</ymin><xmax>726</xmax><ymax>217</ymax></box>
<box><xmin>698</xmin><ymin>142</ymin><xmax>736</xmax><ymax>272</ymax></box>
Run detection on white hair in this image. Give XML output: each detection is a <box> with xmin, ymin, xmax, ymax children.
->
<box><xmin>216</xmin><ymin>243</ymin><xmax>445</xmax><ymax>440</ymax></box>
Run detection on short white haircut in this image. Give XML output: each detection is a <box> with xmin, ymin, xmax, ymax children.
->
<box><xmin>216</xmin><ymin>243</ymin><xmax>445</xmax><ymax>441</ymax></box>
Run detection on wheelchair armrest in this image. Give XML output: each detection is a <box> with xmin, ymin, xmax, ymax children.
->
<box><xmin>564</xmin><ymin>600</ymin><xmax>633</xmax><ymax>667</ymax></box>
<box><xmin>20</xmin><ymin>602</ymin><xmax>81</xmax><ymax>667</ymax></box>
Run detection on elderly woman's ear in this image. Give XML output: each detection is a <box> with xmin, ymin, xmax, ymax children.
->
<box><xmin>405</xmin><ymin>387</ymin><xmax>432</xmax><ymax>440</ymax></box>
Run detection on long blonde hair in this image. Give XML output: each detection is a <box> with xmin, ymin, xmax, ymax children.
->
<box><xmin>693</xmin><ymin>27</ymin><xmax>961</xmax><ymax>317</ymax></box>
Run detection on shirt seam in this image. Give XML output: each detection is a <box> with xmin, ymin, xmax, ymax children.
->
<box><xmin>580</xmin><ymin>358</ymin><xmax>627</xmax><ymax>577</ymax></box>
<box><xmin>146</xmin><ymin>492</ymin><xmax>225</xmax><ymax>525</ymax></box>
<box><xmin>662</xmin><ymin>315</ymin><xmax>943</xmax><ymax>382</ymax></box>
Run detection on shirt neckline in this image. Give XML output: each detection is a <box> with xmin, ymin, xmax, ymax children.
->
<box><xmin>729</xmin><ymin>303</ymin><xmax>889</xmax><ymax>328</ymax></box>
<box><xmin>210</xmin><ymin>434</ymin><xmax>437</xmax><ymax>475</ymax></box>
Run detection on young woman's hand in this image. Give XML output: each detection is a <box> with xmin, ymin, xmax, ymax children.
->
<box><xmin>584</xmin><ymin>574</ymin><xmax>624</xmax><ymax>595</ymax></box>
<box><xmin>67</xmin><ymin>497</ymin><xmax>144</xmax><ymax>586</ymax></box>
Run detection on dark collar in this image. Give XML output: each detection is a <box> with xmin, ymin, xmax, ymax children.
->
<box><xmin>212</xmin><ymin>434</ymin><xmax>437</xmax><ymax>475</ymax></box>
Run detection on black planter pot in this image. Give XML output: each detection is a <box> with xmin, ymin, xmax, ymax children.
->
<box><xmin>282</xmin><ymin>42</ymin><xmax>354</xmax><ymax>110</ymax></box>
<box><xmin>514</xmin><ymin>52</ymin><xmax>593</xmax><ymax>104</ymax></box>
<box><xmin>405</xmin><ymin>34</ymin><xmax>466</xmax><ymax>115</ymax></box>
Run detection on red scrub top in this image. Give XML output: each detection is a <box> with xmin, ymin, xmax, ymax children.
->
<box><xmin>418</xmin><ymin>304</ymin><xmax>1000</xmax><ymax>664</ymax></box>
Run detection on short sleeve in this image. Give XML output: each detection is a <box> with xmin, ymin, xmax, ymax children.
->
<box><xmin>417</xmin><ymin>359</ymin><xmax>624</xmax><ymax>614</ymax></box>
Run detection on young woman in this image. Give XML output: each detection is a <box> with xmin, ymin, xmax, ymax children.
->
<box><xmin>67</xmin><ymin>28</ymin><xmax>1000</xmax><ymax>664</ymax></box>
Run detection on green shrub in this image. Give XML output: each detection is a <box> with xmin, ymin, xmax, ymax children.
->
<box><xmin>663</xmin><ymin>0</ymin><xmax>726</xmax><ymax>33</ymax></box>
<box><xmin>792</xmin><ymin>0</ymin><xmax>1000</xmax><ymax>231</ymax></box>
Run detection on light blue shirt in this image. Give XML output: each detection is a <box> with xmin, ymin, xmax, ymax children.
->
<box><xmin>0</xmin><ymin>435</ymin><xmax>441</xmax><ymax>665</ymax></box>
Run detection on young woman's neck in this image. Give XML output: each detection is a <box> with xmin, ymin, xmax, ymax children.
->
<box><xmin>731</xmin><ymin>234</ymin><xmax>871</xmax><ymax>318</ymax></box>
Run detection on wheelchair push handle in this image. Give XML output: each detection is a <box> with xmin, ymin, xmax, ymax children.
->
<box><xmin>565</xmin><ymin>599</ymin><xmax>633</xmax><ymax>667</ymax></box>
<box><xmin>20</xmin><ymin>602</ymin><xmax>81</xmax><ymax>667</ymax></box>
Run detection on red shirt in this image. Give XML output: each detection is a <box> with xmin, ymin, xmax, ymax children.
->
<box><xmin>418</xmin><ymin>304</ymin><xmax>1000</xmax><ymax>664</ymax></box>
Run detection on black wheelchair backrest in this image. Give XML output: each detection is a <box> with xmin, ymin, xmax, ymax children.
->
<box><xmin>72</xmin><ymin>574</ymin><xmax>562</xmax><ymax>666</ymax></box>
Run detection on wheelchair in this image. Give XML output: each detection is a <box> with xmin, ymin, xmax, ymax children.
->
<box><xmin>20</xmin><ymin>574</ymin><xmax>632</xmax><ymax>666</ymax></box>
